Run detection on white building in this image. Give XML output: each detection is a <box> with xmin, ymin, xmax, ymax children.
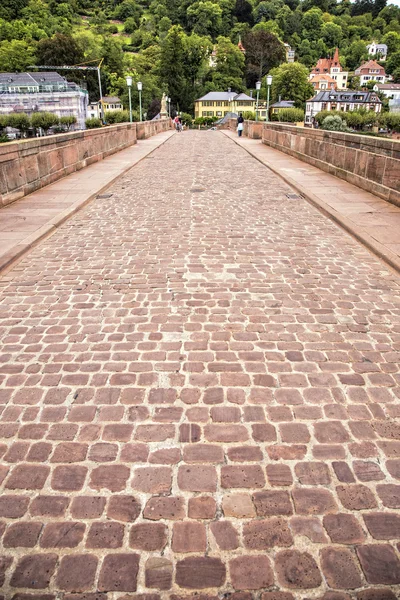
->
<box><xmin>305</xmin><ymin>90</ymin><xmax>382</xmax><ymax>125</ymax></box>
<box><xmin>87</xmin><ymin>96</ymin><xmax>123</xmax><ymax>119</ymax></box>
<box><xmin>309</xmin><ymin>48</ymin><xmax>348</xmax><ymax>91</ymax></box>
<box><xmin>374</xmin><ymin>83</ymin><xmax>400</xmax><ymax>113</ymax></box>
<box><xmin>0</xmin><ymin>72</ymin><xmax>88</xmax><ymax>129</ymax></box>
<box><xmin>284</xmin><ymin>43</ymin><xmax>295</xmax><ymax>63</ymax></box>
<box><xmin>355</xmin><ymin>60</ymin><xmax>387</xmax><ymax>86</ymax></box>
<box><xmin>367</xmin><ymin>42</ymin><xmax>388</xmax><ymax>61</ymax></box>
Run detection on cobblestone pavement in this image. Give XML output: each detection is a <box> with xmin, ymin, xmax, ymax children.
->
<box><xmin>0</xmin><ymin>130</ymin><xmax>400</xmax><ymax>600</ymax></box>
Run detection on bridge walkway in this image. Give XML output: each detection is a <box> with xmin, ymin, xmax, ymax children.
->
<box><xmin>0</xmin><ymin>130</ymin><xmax>399</xmax><ymax>598</ymax></box>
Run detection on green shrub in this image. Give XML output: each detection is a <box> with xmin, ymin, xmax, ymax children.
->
<box><xmin>31</xmin><ymin>112</ymin><xmax>59</xmax><ymax>133</ymax></box>
<box><xmin>379</xmin><ymin>112</ymin><xmax>400</xmax><ymax>132</ymax></box>
<box><xmin>105</xmin><ymin>110</ymin><xmax>131</xmax><ymax>124</ymax></box>
<box><xmin>59</xmin><ymin>116</ymin><xmax>77</xmax><ymax>130</ymax></box>
<box><xmin>6</xmin><ymin>113</ymin><xmax>31</xmax><ymax>134</ymax></box>
<box><xmin>315</xmin><ymin>109</ymin><xmax>342</xmax><ymax>126</ymax></box>
<box><xmin>180</xmin><ymin>112</ymin><xmax>193</xmax><ymax>126</ymax></box>
<box><xmin>321</xmin><ymin>115</ymin><xmax>351</xmax><ymax>132</ymax></box>
<box><xmin>243</xmin><ymin>111</ymin><xmax>256</xmax><ymax>120</ymax></box>
<box><xmin>276</xmin><ymin>108</ymin><xmax>304</xmax><ymax>123</ymax></box>
<box><xmin>85</xmin><ymin>117</ymin><xmax>103</xmax><ymax>129</ymax></box>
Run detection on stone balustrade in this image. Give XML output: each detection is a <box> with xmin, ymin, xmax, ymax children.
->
<box><xmin>262</xmin><ymin>123</ymin><xmax>400</xmax><ymax>208</ymax></box>
<box><xmin>227</xmin><ymin>119</ymin><xmax>400</xmax><ymax>207</ymax></box>
<box><xmin>0</xmin><ymin>119</ymin><xmax>172</xmax><ymax>207</ymax></box>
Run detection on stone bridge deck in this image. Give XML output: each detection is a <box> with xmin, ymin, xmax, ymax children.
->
<box><xmin>0</xmin><ymin>130</ymin><xmax>399</xmax><ymax>599</ymax></box>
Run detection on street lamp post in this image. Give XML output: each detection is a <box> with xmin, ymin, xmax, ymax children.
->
<box><xmin>166</xmin><ymin>96</ymin><xmax>170</xmax><ymax>117</ymax></box>
<box><xmin>137</xmin><ymin>81</ymin><xmax>143</xmax><ymax>122</ymax></box>
<box><xmin>266</xmin><ymin>74</ymin><xmax>272</xmax><ymax>122</ymax></box>
<box><xmin>126</xmin><ymin>76</ymin><xmax>133</xmax><ymax>123</ymax></box>
<box><xmin>255</xmin><ymin>80</ymin><xmax>261</xmax><ymax>122</ymax></box>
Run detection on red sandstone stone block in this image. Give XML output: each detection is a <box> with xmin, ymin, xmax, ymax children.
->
<box><xmin>266</xmin><ymin>464</ymin><xmax>293</xmax><ymax>486</ymax></box>
<box><xmin>292</xmin><ymin>488</ymin><xmax>337</xmax><ymax>514</ymax></box>
<box><xmin>229</xmin><ymin>555</ymin><xmax>274</xmax><ymax>590</ymax></box>
<box><xmin>188</xmin><ymin>496</ymin><xmax>216</xmax><ymax>519</ymax></box>
<box><xmin>221</xmin><ymin>465</ymin><xmax>265</xmax><ymax>488</ymax></box>
<box><xmin>130</xmin><ymin>522</ymin><xmax>168</xmax><ymax>550</ymax></box>
<box><xmin>280</xmin><ymin>423</ymin><xmax>310</xmax><ymax>443</ymax></box>
<box><xmin>336</xmin><ymin>485</ymin><xmax>377</xmax><ymax>510</ymax></box>
<box><xmin>222</xmin><ymin>494</ymin><xmax>255</xmax><ymax>518</ymax></box>
<box><xmin>90</xmin><ymin>465</ymin><xmax>130</xmax><ymax>492</ymax></box>
<box><xmin>314</xmin><ymin>421</ymin><xmax>349</xmax><ymax>443</ymax></box>
<box><xmin>363</xmin><ymin>513</ymin><xmax>400</xmax><ymax>540</ymax></box>
<box><xmin>3</xmin><ymin>522</ymin><xmax>42</xmax><ymax>547</ymax></box>
<box><xmin>204</xmin><ymin>424</ymin><xmax>248</xmax><ymax>442</ymax></box>
<box><xmin>357</xmin><ymin>544</ymin><xmax>400</xmax><ymax>585</ymax></box>
<box><xmin>376</xmin><ymin>484</ymin><xmax>400</xmax><ymax>508</ymax></box>
<box><xmin>253</xmin><ymin>491</ymin><xmax>293</xmax><ymax>516</ymax></box>
<box><xmin>107</xmin><ymin>495</ymin><xmax>141</xmax><ymax>522</ymax></box>
<box><xmin>183</xmin><ymin>444</ymin><xmax>223</xmax><ymax>463</ymax></box>
<box><xmin>178</xmin><ymin>465</ymin><xmax>217</xmax><ymax>492</ymax></box>
<box><xmin>323</xmin><ymin>514</ymin><xmax>365</xmax><ymax>544</ymax></box>
<box><xmin>11</xmin><ymin>554</ymin><xmax>58</xmax><ymax>589</ymax></box>
<box><xmin>267</xmin><ymin>445</ymin><xmax>306</xmax><ymax>460</ymax></box>
<box><xmin>227</xmin><ymin>446</ymin><xmax>263</xmax><ymax>462</ymax></box>
<box><xmin>98</xmin><ymin>553</ymin><xmax>139</xmax><ymax>592</ymax></box>
<box><xmin>132</xmin><ymin>467</ymin><xmax>171</xmax><ymax>493</ymax></box>
<box><xmin>294</xmin><ymin>462</ymin><xmax>331</xmax><ymax>485</ymax></box>
<box><xmin>86</xmin><ymin>522</ymin><xmax>124</xmax><ymax>548</ymax></box>
<box><xmin>210</xmin><ymin>521</ymin><xmax>239</xmax><ymax>550</ymax></box>
<box><xmin>135</xmin><ymin>425</ymin><xmax>175</xmax><ymax>442</ymax></box>
<box><xmin>52</xmin><ymin>465</ymin><xmax>87</xmax><ymax>491</ymax></box>
<box><xmin>145</xmin><ymin>557</ymin><xmax>172</xmax><ymax>590</ymax></box>
<box><xmin>56</xmin><ymin>554</ymin><xmax>98</xmax><ymax>592</ymax></box>
<box><xmin>320</xmin><ymin>547</ymin><xmax>363</xmax><ymax>590</ymax></box>
<box><xmin>0</xmin><ymin>496</ymin><xmax>29</xmax><ymax>518</ymax></box>
<box><xmin>40</xmin><ymin>522</ymin><xmax>85</xmax><ymax>548</ymax></box>
<box><xmin>6</xmin><ymin>465</ymin><xmax>49</xmax><ymax>490</ymax></box>
<box><xmin>275</xmin><ymin>550</ymin><xmax>322</xmax><ymax>589</ymax></box>
<box><xmin>51</xmin><ymin>442</ymin><xmax>88</xmax><ymax>463</ymax></box>
<box><xmin>179</xmin><ymin>424</ymin><xmax>201</xmax><ymax>443</ymax></box>
<box><xmin>70</xmin><ymin>496</ymin><xmax>106</xmax><ymax>519</ymax></box>
<box><xmin>172</xmin><ymin>521</ymin><xmax>207</xmax><ymax>552</ymax></box>
<box><xmin>175</xmin><ymin>557</ymin><xmax>226</xmax><ymax>589</ymax></box>
<box><xmin>144</xmin><ymin>496</ymin><xmax>185</xmax><ymax>520</ymax></box>
<box><xmin>243</xmin><ymin>518</ymin><xmax>293</xmax><ymax>549</ymax></box>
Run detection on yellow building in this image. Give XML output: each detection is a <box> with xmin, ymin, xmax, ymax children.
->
<box><xmin>195</xmin><ymin>90</ymin><xmax>256</xmax><ymax>119</ymax></box>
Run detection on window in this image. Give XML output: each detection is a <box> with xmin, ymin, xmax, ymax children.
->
<box><xmin>322</xmin><ymin>103</ymin><xmax>327</xmax><ymax>110</ymax></box>
<box><xmin>216</xmin><ymin>101</ymin><xmax>222</xmax><ymax>106</ymax></box>
<box><xmin>216</xmin><ymin>111</ymin><xmax>222</xmax><ymax>116</ymax></box>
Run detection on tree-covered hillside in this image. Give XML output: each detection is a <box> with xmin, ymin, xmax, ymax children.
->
<box><xmin>1</xmin><ymin>0</ymin><xmax>400</xmax><ymax>116</ymax></box>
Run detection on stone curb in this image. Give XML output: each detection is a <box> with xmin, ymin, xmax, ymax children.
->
<box><xmin>222</xmin><ymin>130</ymin><xmax>400</xmax><ymax>277</ymax></box>
<box><xmin>0</xmin><ymin>131</ymin><xmax>175</xmax><ymax>276</ymax></box>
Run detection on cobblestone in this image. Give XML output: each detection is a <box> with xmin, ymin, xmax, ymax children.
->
<box><xmin>0</xmin><ymin>131</ymin><xmax>400</xmax><ymax>598</ymax></box>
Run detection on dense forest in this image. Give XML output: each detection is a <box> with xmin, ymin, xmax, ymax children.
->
<box><xmin>1</xmin><ymin>0</ymin><xmax>400</xmax><ymax>117</ymax></box>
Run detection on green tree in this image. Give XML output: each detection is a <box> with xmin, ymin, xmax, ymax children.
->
<box><xmin>0</xmin><ymin>39</ymin><xmax>35</xmax><ymax>71</ymax></box>
<box><xmin>322</xmin><ymin>22</ymin><xmax>343</xmax><ymax>47</ymax></box>
<box><xmin>59</xmin><ymin>115</ymin><xmax>76</xmax><ymax>130</ymax></box>
<box><xmin>345</xmin><ymin>39</ymin><xmax>368</xmax><ymax>70</ymax></box>
<box><xmin>212</xmin><ymin>35</ymin><xmax>245</xmax><ymax>87</ymax></box>
<box><xmin>160</xmin><ymin>25</ymin><xmax>185</xmax><ymax>107</ymax></box>
<box><xmin>270</xmin><ymin>62</ymin><xmax>314</xmax><ymax>108</ymax></box>
<box><xmin>243</xmin><ymin>29</ymin><xmax>286</xmax><ymax>86</ymax></box>
<box><xmin>187</xmin><ymin>1</ymin><xmax>223</xmax><ymax>38</ymax></box>
<box><xmin>7</xmin><ymin>112</ymin><xmax>31</xmax><ymax>135</ymax></box>
<box><xmin>0</xmin><ymin>0</ymin><xmax>29</xmax><ymax>20</ymax></box>
<box><xmin>382</xmin><ymin>31</ymin><xmax>400</xmax><ymax>54</ymax></box>
<box><xmin>37</xmin><ymin>33</ymin><xmax>84</xmax><ymax>66</ymax></box>
<box><xmin>31</xmin><ymin>111</ymin><xmax>58</xmax><ymax>133</ymax></box>
<box><xmin>302</xmin><ymin>8</ymin><xmax>324</xmax><ymax>41</ymax></box>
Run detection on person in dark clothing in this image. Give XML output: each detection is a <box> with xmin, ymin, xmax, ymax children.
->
<box><xmin>237</xmin><ymin>113</ymin><xmax>244</xmax><ymax>137</ymax></box>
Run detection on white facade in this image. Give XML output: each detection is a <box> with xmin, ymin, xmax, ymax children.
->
<box><xmin>305</xmin><ymin>91</ymin><xmax>382</xmax><ymax>125</ymax></box>
<box><xmin>88</xmin><ymin>97</ymin><xmax>123</xmax><ymax>119</ymax></box>
<box><xmin>355</xmin><ymin>61</ymin><xmax>387</xmax><ymax>86</ymax></box>
<box><xmin>0</xmin><ymin>72</ymin><xmax>88</xmax><ymax>129</ymax></box>
<box><xmin>284</xmin><ymin>44</ymin><xmax>295</xmax><ymax>63</ymax></box>
<box><xmin>367</xmin><ymin>42</ymin><xmax>387</xmax><ymax>61</ymax></box>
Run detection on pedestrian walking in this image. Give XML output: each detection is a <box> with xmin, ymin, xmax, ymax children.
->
<box><xmin>237</xmin><ymin>113</ymin><xmax>244</xmax><ymax>137</ymax></box>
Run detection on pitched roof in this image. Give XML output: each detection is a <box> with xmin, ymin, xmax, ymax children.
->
<box><xmin>309</xmin><ymin>90</ymin><xmax>381</xmax><ymax>103</ymax></box>
<box><xmin>196</xmin><ymin>91</ymin><xmax>253</xmax><ymax>102</ymax></box>
<box><xmin>355</xmin><ymin>60</ymin><xmax>386</xmax><ymax>74</ymax></box>
<box><xmin>311</xmin><ymin>48</ymin><xmax>343</xmax><ymax>74</ymax></box>
<box><xmin>102</xmin><ymin>96</ymin><xmax>121</xmax><ymax>103</ymax></box>
<box><xmin>310</xmin><ymin>74</ymin><xmax>336</xmax><ymax>83</ymax></box>
<box><xmin>0</xmin><ymin>72</ymin><xmax>66</xmax><ymax>85</ymax></box>
<box><xmin>270</xmin><ymin>100</ymin><xmax>295</xmax><ymax>108</ymax></box>
<box><xmin>375</xmin><ymin>83</ymin><xmax>400</xmax><ymax>90</ymax></box>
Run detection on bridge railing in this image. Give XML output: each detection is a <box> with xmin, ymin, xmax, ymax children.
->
<box><xmin>0</xmin><ymin>119</ymin><xmax>173</xmax><ymax>208</ymax></box>
<box><xmin>227</xmin><ymin>119</ymin><xmax>400</xmax><ymax>208</ymax></box>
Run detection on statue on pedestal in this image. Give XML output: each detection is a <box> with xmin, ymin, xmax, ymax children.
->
<box><xmin>160</xmin><ymin>92</ymin><xmax>168</xmax><ymax>118</ymax></box>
